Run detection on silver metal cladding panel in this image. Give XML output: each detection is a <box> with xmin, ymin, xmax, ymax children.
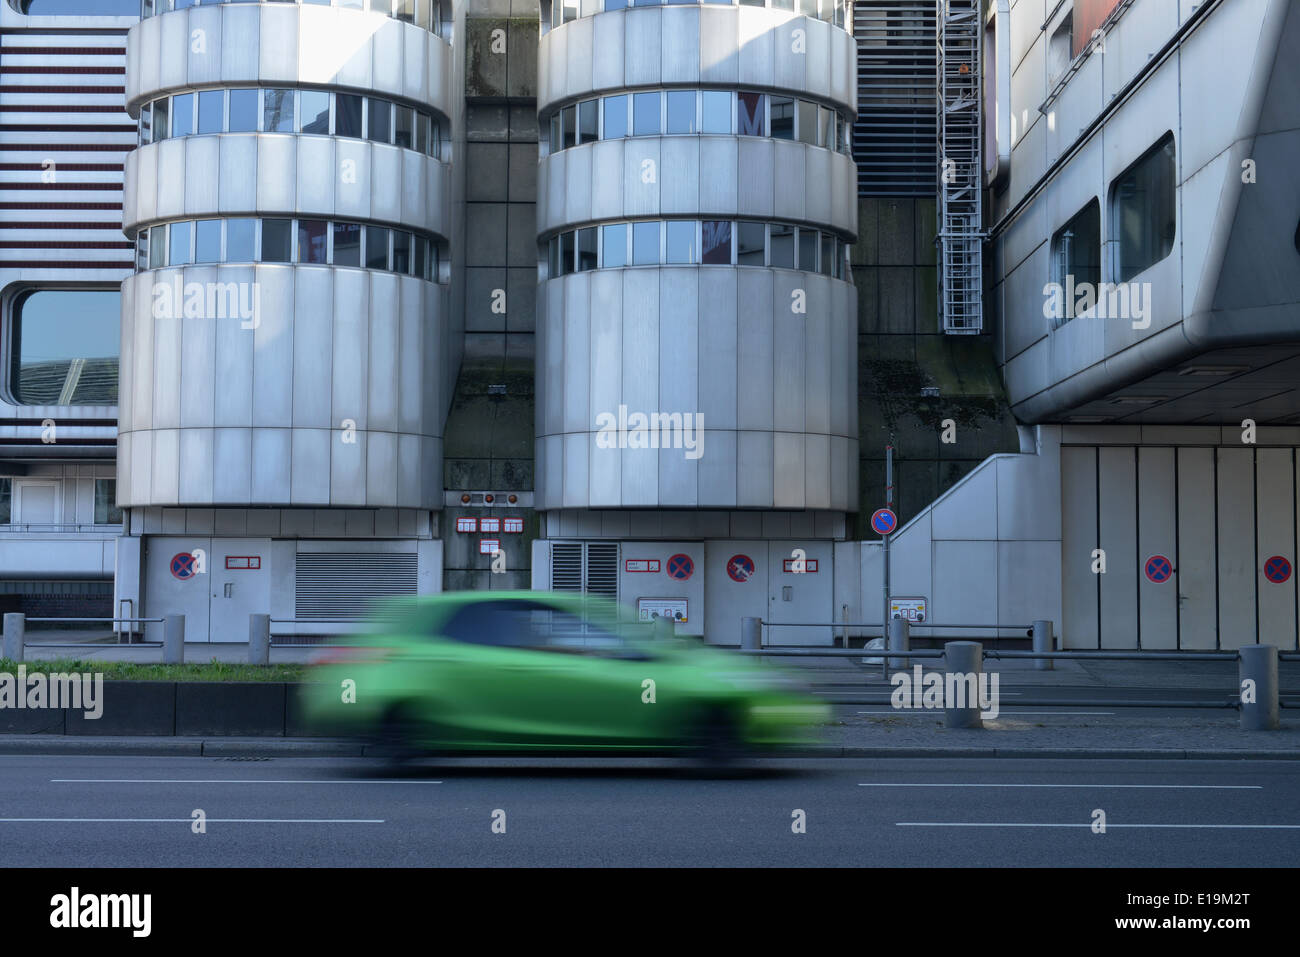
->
<box><xmin>118</xmin><ymin>266</ymin><xmax>444</xmax><ymax>509</ymax></box>
<box><xmin>537</xmin><ymin>7</ymin><xmax>856</xmax><ymax>112</ymax></box>
<box><xmin>659</xmin><ymin>137</ymin><xmax>700</xmax><ymax>216</ymax></box>
<box><xmin>124</xmin><ymin>137</ymin><xmax>449</xmax><ymax>238</ymax></box>
<box><xmin>126</xmin><ymin>4</ymin><xmax>454</xmax><ymax>119</ymax></box>
<box><xmin>535</xmin><ymin>269</ymin><xmax>857</xmax><ymax>511</ymax></box>
<box><xmin>622</xmin><ymin>139</ymin><xmax>660</xmax><ymax>219</ymax></box>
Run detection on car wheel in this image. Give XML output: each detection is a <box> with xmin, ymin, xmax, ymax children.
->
<box><xmin>690</xmin><ymin>707</ymin><xmax>748</xmax><ymax>775</ymax></box>
<box><xmin>369</xmin><ymin>706</ymin><xmax>424</xmax><ymax>769</ymax></box>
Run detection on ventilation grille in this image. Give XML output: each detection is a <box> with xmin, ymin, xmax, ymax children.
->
<box><xmin>294</xmin><ymin>552</ymin><xmax>418</xmax><ymax>620</ymax></box>
<box><xmin>548</xmin><ymin>542</ymin><xmax>618</xmax><ymax>599</ymax></box>
<box><xmin>854</xmin><ymin>0</ymin><xmax>938</xmax><ymax>197</ymax></box>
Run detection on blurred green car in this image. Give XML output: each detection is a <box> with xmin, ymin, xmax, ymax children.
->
<box><xmin>298</xmin><ymin>590</ymin><xmax>827</xmax><ymax>760</ymax></box>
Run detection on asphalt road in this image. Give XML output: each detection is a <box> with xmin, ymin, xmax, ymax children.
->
<box><xmin>0</xmin><ymin>754</ymin><xmax>1296</xmax><ymax>866</ymax></box>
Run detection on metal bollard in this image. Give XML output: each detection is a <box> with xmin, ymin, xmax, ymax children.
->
<box><xmin>741</xmin><ymin>616</ymin><xmax>762</xmax><ymax>650</ymax></box>
<box><xmin>2</xmin><ymin>612</ymin><xmax>25</xmax><ymax>663</ymax></box>
<box><xmin>887</xmin><ymin>616</ymin><xmax>910</xmax><ymax>671</ymax></box>
<box><xmin>1032</xmin><ymin>619</ymin><xmax>1055</xmax><ymax>671</ymax></box>
<box><xmin>163</xmin><ymin>614</ymin><xmax>185</xmax><ymax>664</ymax></box>
<box><xmin>943</xmin><ymin>641</ymin><xmax>984</xmax><ymax>729</ymax></box>
<box><xmin>1238</xmin><ymin>644</ymin><xmax>1280</xmax><ymax>731</ymax></box>
<box><xmin>249</xmin><ymin>614</ymin><xmax>271</xmax><ymax>665</ymax></box>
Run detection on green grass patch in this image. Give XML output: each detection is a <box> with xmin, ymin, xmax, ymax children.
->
<box><xmin>0</xmin><ymin>657</ymin><xmax>306</xmax><ymax>682</ymax></box>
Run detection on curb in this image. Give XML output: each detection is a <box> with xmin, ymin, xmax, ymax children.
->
<box><xmin>0</xmin><ymin>737</ymin><xmax>1297</xmax><ymax>760</ymax></box>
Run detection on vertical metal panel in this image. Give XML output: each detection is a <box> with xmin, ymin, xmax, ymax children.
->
<box><xmin>396</xmin><ymin>433</ymin><xmax>423</xmax><ymax>508</ymax></box>
<box><xmin>773</xmin><ymin>432</ymin><xmax>806</xmax><ymax>508</ymax></box>
<box><xmin>221</xmin><ymin>3</ymin><xmax>260</xmax><ymax>83</ymax></box>
<box><xmin>259</xmin><ymin>2</ymin><xmax>300</xmax><ymax>85</ymax></box>
<box><xmin>620</xmin><ymin>269</ymin><xmax>660</xmax><ymax>505</ymax></box>
<box><xmin>169</xmin><ymin>429</ymin><xmax>203</xmax><ymax>505</ymax></box>
<box><xmin>772</xmin><ymin>140</ymin><xmax>805</xmax><ymax>221</ymax></box>
<box><xmin>736</xmin><ymin>138</ymin><xmax>774</xmax><ymax>218</ymax></box>
<box><xmin>1098</xmin><ymin>446</ymin><xmax>1138</xmax><ymax>648</ymax></box>
<box><xmin>736</xmin><ymin>7</ymin><xmax>775</xmax><ymax>88</ymax></box>
<box><xmin>135</xmin><ymin>148</ymin><xmax>159</xmax><ymax>226</ymax></box>
<box><xmin>563</xmin><ymin>273</ymin><xmax>591</xmax><ymax>434</ymax></box>
<box><xmin>134</xmin><ymin>15</ymin><xmax>160</xmax><ymax>102</ymax></box>
<box><xmin>1061</xmin><ymin>446</ymin><xmax>1099</xmax><ymax>649</ymax></box>
<box><xmin>804</xmin><ymin>433</ymin><xmax>831</xmax><ymax>509</ymax></box>
<box><xmin>623</xmin><ymin>138</ymin><xmax>660</xmax><ymax>218</ymax></box>
<box><xmin>213</xmin><ymin>263</ymin><xmax>255</xmax><ymax>428</ymax></box>
<box><xmin>698</xmin><ymin>7</ymin><xmax>739</xmax><ymax>85</ymax></box>
<box><xmin>546</xmin><ymin>150</ymin><xmax>567</xmax><ymax>230</ymax></box>
<box><xmin>1255</xmin><ymin>448</ymin><xmax>1295</xmax><ymax>649</ymax></box>
<box><xmin>589</xmin><ymin>140</ymin><xmax>624</xmax><ymax>221</ymax></box>
<box><xmin>403</xmin><ymin>21</ymin><xmax>429</xmax><ymax>106</ymax></box>
<box><xmin>771</xmin><ymin>272</ymin><xmax>805</xmax><ymax>434</ymax></box>
<box><xmin>830</xmin><ymin>434</ymin><xmax>851</xmax><ymax>512</ymax></box>
<box><xmin>803</xmin><ymin>146</ymin><xmax>832</xmax><ymax>225</ymax></box>
<box><xmin>588</xmin><ymin>270</ymin><xmax>623</xmax><ymax>506</ymax></box>
<box><xmin>1137</xmin><ymin>446</ymin><xmax>1178</xmax><ymax>649</ymax></box>
<box><xmin>1177</xmin><ymin>447</ymin><xmax>1218</xmax><ymax>650</ymax></box>
<box><xmin>251</xmin><ymin>429</ymin><xmax>292</xmax><ymax>504</ymax></box>
<box><xmin>562</xmin><ymin>432</ymin><xmax>590</xmax><ymax>509</ymax></box>
<box><xmin>331</xmin><ymin>428</ymin><xmax>367</xmax><ymax>505</ymax></box>
<box><xmin>658</xmin><ymin>267</ymin><xmax>699</xmax><ymax>413</ymax></box>
<box><xmin>158</xmin><ymin>9</ymin><xmax>189</xmax><ymax>91</ymax></box>
<box><xmin>151</xmin><ymin>288</ymin><xmax>182</xmax><ymax>431</ymax></box>
<box><xmin>828</xmin><ymin>280</ymin><xmax>850</xmax><ymax>437</ymax></box>
<box><xmin>397</xmin><ymin>281</ymin><xmax>424</xmax><ymax>434</ymax></box>
<box><xmin>212</xmin><ymin>429</ymin><xmax>252</xmax><ymax>504</ymax></box>
<box><xmin>803</xmin><ymin>276</ymin><xmax>830</xmax><ymax>435</ymax></box>
<box><xmin>804</xmin><ymin>17</ymin><xmax>831</xmax><ymax>96</ymax></box>
<box><xmin>591</xmin><ymin>12</ymin><xmax>625</xmax><ymax>91</ymax></box>
<box><xmin>132</xmin><ymin>273</ymin><xmax>157</xmax><ymax>432</ymax></box>
<box><xmin>542</xmin><ymin>279</ymin><xmax>565</xmax><ymax>437</ymax></box>
<box><xmin>333</xmin><ymin>138</ymin><xmax>369</xmax><ymax>220</ymax></box>
<box><xmin>120</xmin><ymin>278</ymin><xmax>137</xmax><ymax>431</ymax></box>
<box><xmin>546</xmin><ymin>26</ymin><xmax>567</xmax><ymax>104</ymax></box>
<box><xmin>184</xmin><ymin>136</ymin><xmax>220</xmax><ymax>216</ymax></box>
<box><xmin>401</xmin><ymin>150</ymin><xmax>424</xmax><ymax>227</ymax></box>
<box><xmin>291</xmin><ymin>429</ymin><xmax>331</xmax><ymax>505</ymax></box>
<box><xmin>624</xmin><ymin>8</ymin><xmax>662</xmax><ymax>88</ymax></box>
<box><xmin>219</xmin><ymin>136</ymin><xmax>258</xmax><ymax>214</ymax></box>
<box><xmin>177</xmin><ymin>275</ymin><xmax>216</xmax><ymax>429</ymax></box>
<box><xmin>292</xmin><ymin>135</ymin><xmax>334</xmax><ymax>216</ymax></box>
<box><xmin>333</xmin><ymin>268</ymin><xmax>372</xmax><ymax>431</ymax></box>
<box><xmin>658</xmin><ymin>138</ymin><xmax>700</xmax><ymax>216</ymax></box>
<box><xmin>366</xmin><ymin>431</ymin><xmax>399</xmax><ymax>507</ymax></box>
<box><xmin>129</xmin><ymin>432</ymin><xmax>151</xmax><ymax>506</ymax></box>
<box><xmin>660</xmin><ymin>7</ymin><xmax>701</xmax><ymax>83</ymax></box>
<box><xmin>698</xmin><ymin>137</ymin><xmax>738</xmax><ymax>213</ymax></box>
<box><xmin>372</xmin><ymin>18</ymin><xmax>404</xmax><ymax>93</ymax></box>
<box><xmin>292</xmin><ymin>269</ymin><xmax>333</xmax><ymax>429</ymax></box>
<box><xmin>369</xmin><ymin>146</ymin><xmax>403</xmax><ymax>224</ymax></box>
<box><xmin>699</xmin><ymin>431</ymin><xmax>737</xmax><ymax>507</ymax></box>
<box><xmin>256</xmin><ymin>134</ymin><xmax>297</xmax><ymax>213</ymax></box>
<box><xmin>1216</xmin><ymin>448</ymin><xmax>1256</xmax><ymax>649</ymax></box>
<box><xmin>188</xmin><ymin>6</ymin><xmax>223</xmax><ymax>86</ymax></box>
<box><xmin>368</xmin><ymin>276</ymin><xmax>400</xmax><ymax>432</ymax></box>
<box><xmin>563</xmin><ymin>145</ymin><xmax>592</xmax><ymax>227</ymax></box>
<box><xmin>735</xmin><ymin>270</ymin><xmax>773</xmax><ymax>431</ymax></box>
<box><xmin>155</xmin><ymin>139</ymin><xmax>186</xmax><ymax>220</ymax></box>
<box><xmin>697</xmin><ymin>269</ymin><xmax>737</xmax><ymax>431</ymax></box>
<box><xmin>772</xmin><ymin>17</ymin><xmax>807</xmax><ymax>93</ymax></box>
<box><xmin>565</xmin><ymin>16</ymin><xmax>594</xmax><ymax>99</ymax></box>
<box><xmin>737</xmin><ymin>431</ymin><xmax>774</xmax><ymax>507</ymax></box>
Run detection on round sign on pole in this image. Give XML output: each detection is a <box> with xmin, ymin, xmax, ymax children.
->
<box><xmin>170</xmin><ymin>552</ymin><xmax>197</xmax><ymax>581</ymax></box>
<box><xmin>726</xmin><ymin>554</ymin><xmax>755</xmax><ymax>582</ymax></box>
<box><xmin>666</xmin><ymin>553</ymin><xmax>694</xmax><ymax>581</ymax></box>
<box><xmin>1144</xmin><ymin>554</ymin><xmax>1173</xmax><ymax>584</ymax></box>
<box><xmin>870</xmin><ymin>508</ymin><xmax>898</xmax><ymax>536</ymax></box>
<box><xmin>1264</xmin><ymin>555</ymin><xmax>1292</xmax><ymax>584</ymax></box>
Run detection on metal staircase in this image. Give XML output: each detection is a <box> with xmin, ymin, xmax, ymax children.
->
<box><xmin>936</xmin><ymin>0</ymin><xmax>984</xmax><ymax>334</ymax></box>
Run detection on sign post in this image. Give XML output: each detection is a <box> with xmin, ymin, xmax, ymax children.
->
<box><xmin>883</xmin><ymin>441</ymin><xmax>894</xmax><ymax>649</ymax></box>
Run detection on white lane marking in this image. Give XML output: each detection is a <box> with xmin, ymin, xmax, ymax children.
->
<box><xmin>0</xmin><ymin>818</ymin><xmax>384</xmax><ymax>823</ymax></box>
<box><xmin>855</xmin><ymin>710</ymin><xmax>1113</xmax><ymax>715</ymax></box>
<box><xmin>897</xmin><ymin>822</ymin><xmax>1300</xmax><ymax>829</ymax></box>
<box><xmin>861</xmin><ymin>783</ymin><xmax>1261</xmax><ymax>789</ymax></box>
<box><xmin>50</xmin><ymin>779</ymin><xmax>442</xmax><ymax>785</ymax></box>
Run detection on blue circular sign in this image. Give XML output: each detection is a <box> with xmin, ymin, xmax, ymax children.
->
<box><xmin>170</xmin><ymin>552</ymin><xmax>197</xmax><ymax>581</ymax></box>
<box><xmin>870</xmin><ymin>508</ymin><xmax>898</xmax><ymax>536</ymax></box>
<box><xmin>1145</xmin><ymin>555</ymin><xmax>1173</xmax><ymax>584</ymax></box>
<box><xmin>1264</xmin><ymin>555</ymin><xmax>1292</xmax><ymax>584</ymax></box>
<box><xmin>666</xmin><ymin>553</ymin><xmax>694</xmax><ymax>581</ymax></box>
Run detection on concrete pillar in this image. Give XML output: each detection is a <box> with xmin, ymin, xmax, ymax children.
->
<box><xmin>1239</xmin><ymin>644</ymin><xmax>1280</xmax><ymax>731</ymax></box>
<box><xmin>1032</xmin><ymin>619</ymin><xmax>1054</xmax><ymax>671</ymax></box>
<box><xmin>163</xmin><ymin>614</ymin><xmax>185</xmax><ymax>664</ymax></box>
<box><xmin>943</xmin><ymin>641</ymin><xmax>984</xmax><ymax>729</ymax></box>
<box><xmin>2</xmin><ymin>613</ymin><xmax>25</xmax><ymax>663</ymax></box>
<box><xmin>741</xmin><ymin>616</ymin><xmax>762</xmax><ymax>650</ymax></box>
<box><xmin>249</xmin><ymin>614</ymin><xmax>271</xmax><ymax>665</ymax></box>
<box><xmin>887</xmin><ymin>616</ymin><xmax>910</xmax><ymax>671</ymax></box>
